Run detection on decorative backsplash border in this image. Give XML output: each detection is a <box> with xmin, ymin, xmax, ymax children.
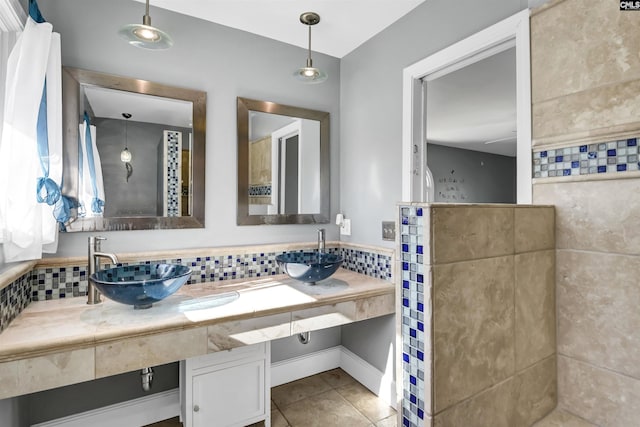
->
<box><xmin>0</xmin><ymin>272</ymin><xmax>31</xmax><ymax>333</ymax></box>
<box><xmin>29</xmin><ymin>245</ymin><xmax>393</xmax><ymax>302</ymax></box>
<box><xmin>533</xmin><ymin>137</ymin><xmax>639</xmax><ymax>178</ymax></box>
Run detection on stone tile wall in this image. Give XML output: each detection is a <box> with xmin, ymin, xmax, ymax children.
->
<box><xmin>399</xmin><ymin>204</ymin><xmax>556</xmax><ymax>427</ymax></box>
<box><xmin>531</xmin><ymin>0</ymin><xmax>640</xmax><ymax>424</ymax></box>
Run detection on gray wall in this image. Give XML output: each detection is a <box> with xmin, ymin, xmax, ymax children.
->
<box><xmin>339</xmin><ymin>0</ymin><xmax>527</xmax><ymax>249</ymax></box>
<box><xmin>427</xmin><ymin>143</ymin><xmax>516</xmax><ymax>204</ymax></box>
<box><xmin>39</xmin><ymin>0</ymin><xmax>341</xmax><ymax>258</ymax></box>
<box><xmin>93</xmin><ymin>119</ymin><xmax>191</xmax><ymax>217</ymax></box>
<box><xmin>337</xmin><ymin>0</ymin><xmax>527</xmax><ymax>372</ymax></box>
<box><xmin>271</xmin><ymin>326</ymin><xmax>342</xmax><ymax>363</ymax></box>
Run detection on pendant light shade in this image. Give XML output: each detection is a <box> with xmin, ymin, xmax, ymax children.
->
<box><xmin>118</xmin><ymin>0</ymin><xmax>173</xmax><ymax>50</ymax></box>
<box><xmin>293</xmin><ymin>12</ymin><xmax>327</xmax><ymax>84</ymax></box>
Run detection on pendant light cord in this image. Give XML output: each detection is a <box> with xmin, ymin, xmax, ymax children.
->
<box><xmin>307</xmin><ymin>24</ymin><xmax>313</xmax><ymax>67</ymax></box>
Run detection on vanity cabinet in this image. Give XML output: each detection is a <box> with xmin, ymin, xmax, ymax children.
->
<box><xmin>180</xmin><ymin>342</ymin><xmax>270</xmax><ymax>427</ymax></box>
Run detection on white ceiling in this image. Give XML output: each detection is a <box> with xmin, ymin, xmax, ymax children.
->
<box><xmin>84</xmin><ymin>86</ymin><xmax>193</xmax><ymax>128</ymax></box>
<box><xmin>137</xmin><ymin>0</ymin><xmax>425</xmax><ymax>58</ymax></box>
<box><xmin>426</xmin><ymin>47</ymin><xmax>517</xmax><ymax>157</ymax></box>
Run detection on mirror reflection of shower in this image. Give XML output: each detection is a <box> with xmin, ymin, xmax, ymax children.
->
<box><xmin>121</xmin><ymin>113</ymin><xmax>133</xmax><ymax>182</ymax></box>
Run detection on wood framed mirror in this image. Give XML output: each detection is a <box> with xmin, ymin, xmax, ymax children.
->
<box><xmin>62</xmin><ymin>67</ymin><xmax>206</xmax><ymax>231</ymax></box>
<box><xmin>237</xmin><ymin>97</ymin><xmax>330</xmax><ymax>225</ymax></box>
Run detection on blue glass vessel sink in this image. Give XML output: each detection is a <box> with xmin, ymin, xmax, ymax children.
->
<box><xmin>90</xmin><ymin>264</ymin><xmax>192</xmax><ymax>309</ymax></box>
<box><xmin>276</xmin><ymin>251</ymin><xmax>343</xmax><ymax>284</ymax></box>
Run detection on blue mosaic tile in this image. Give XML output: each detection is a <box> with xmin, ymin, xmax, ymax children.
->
<box><xmin>30</xmin><ymin>245</ymin><xmax>393</xmax><ymax>302</ymax></box>
<box><xmin>534</xmin><ymin>136</ymin><xmax>640</xmax><ymax>178</ymax></box>
<box><xmin>0</xmin><ymin>272</ymin><xmax>31</xmax><ymax>333</ymax></box>
<box><xmin>399</xmin><ymin>205</ymin><xmax>426</xmax><ymax>425</ymax></box>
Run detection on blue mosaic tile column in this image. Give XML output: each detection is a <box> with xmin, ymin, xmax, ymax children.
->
<box><xmin>399</xmin><ymin>205</ymin><xmax>428</xmax><ymax>427</ymax></box>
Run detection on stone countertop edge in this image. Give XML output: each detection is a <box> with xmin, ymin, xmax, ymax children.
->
<box><xmin>0</xmin><ymin>260</ymin><xmax>37</xmax><ymax>291</ymax></box>
<box><xmin>0</xmin><ymin>268</ymin><xmax>394</xmax><ymax>363</ymax></box>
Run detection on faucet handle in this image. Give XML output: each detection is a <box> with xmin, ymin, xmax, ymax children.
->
<box><xmin>95</xmin><ymin>236</ymin><xmax>107</xmax><ymax>241</ymax></box>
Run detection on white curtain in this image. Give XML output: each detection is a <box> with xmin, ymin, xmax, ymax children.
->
<box><xmin>0</xmin><ymin>5</ymin><xmax>62</xmax><ymax>263</ymax></box>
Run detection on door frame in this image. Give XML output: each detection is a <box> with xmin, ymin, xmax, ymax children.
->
<box><xmin>401</xmin><ymin>9</ymin><xmax>531</xmax><ymax>203</ymax></box>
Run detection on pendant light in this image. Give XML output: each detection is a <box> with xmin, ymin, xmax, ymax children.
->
<box><xmin>118</xmin><ymin>0</ymin><xmax>173</xmax><ymax>50</ymax></box>
<box><xmin>121</xmin><ymin>113</ymin><xmax>134</xmax><ymax>182</ymax></box>
<box><xmin>120</xmin><ymin>113</ymin><xmax>132</xmax><ymax>163</ymax></box>
<box><xmin>293</xmin><ymin>12</ymin><xmax>327</xmax><ymax>84</ymax></box>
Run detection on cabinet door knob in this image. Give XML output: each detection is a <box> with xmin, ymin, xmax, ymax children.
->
<box><xmin>193</xmin><ymin>404</ymin><xmax>200</xmax><ymax>412</ymax></box>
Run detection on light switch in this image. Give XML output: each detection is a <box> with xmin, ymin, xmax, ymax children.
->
<box><xmin>382</xmin><ymin>221</ymin><xmax>395</xmax><ymax>241</ymax></box>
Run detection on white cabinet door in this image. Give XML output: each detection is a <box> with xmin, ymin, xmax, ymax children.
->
<box><xmin>181</xmin><ymin>342</ymin><xmax>270</xmax><ymax>427</ymax></box>
<box><xmin>192</xmin><ymin>359</ymin><xmax>265</xmax><ymax>427</ymax></box>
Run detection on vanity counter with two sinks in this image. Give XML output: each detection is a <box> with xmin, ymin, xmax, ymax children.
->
<box><xmin>0</xmin><ymin>268</ymin><xmax>394</xmax><ymax>400</ymax></box>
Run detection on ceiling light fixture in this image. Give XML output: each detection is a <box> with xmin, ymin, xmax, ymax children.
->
<box><xmin>293</xmin><ymin>12</ymin><xmax>327</xmax><ymax>84</ymax></box>
<box><xmin>118</xmin><ymin>0</ymin><xmax>173</xmax><ymax>50</ymax></box>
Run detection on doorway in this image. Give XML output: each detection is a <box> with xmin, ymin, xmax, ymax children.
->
<box><xmin>401</xmin><ymin>10</ymin><xmax>531</xmax><ymax>204</ymax></box>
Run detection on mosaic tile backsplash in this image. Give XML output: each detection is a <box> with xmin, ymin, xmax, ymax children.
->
<box><xmin>30</xmin><ymin>246</ymin><xmax>393</xmax><ymax>302</ymax></box>
<box><xmin>0</xmin><ymin>272</ymin><xmax>31</xmax><ymax>333</ymax></box>
<box><xmin>533</xmin><ymin>137</ymin><xmax>639</xmax><ymax>178</ymax></box>
<box><xmin>399</xmin><ymin>206</ymin><xmax>426</xmax><ymax>427</ymax></box>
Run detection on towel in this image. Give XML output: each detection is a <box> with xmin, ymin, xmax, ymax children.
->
<box><xmin>78</xmin><ymin>114</ymin><xmax>105</xmax><ymax>217</ymax></box>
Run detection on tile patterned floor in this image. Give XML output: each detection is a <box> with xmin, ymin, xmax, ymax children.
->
<box><xmin>145</xmin><ymin>368</ymin><xmax>396</xmax><ymax>427</ymax></box>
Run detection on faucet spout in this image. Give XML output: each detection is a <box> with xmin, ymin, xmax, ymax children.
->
<box><xmin>87</xmin><ymin>236</ymin><xmax>118</xmax><ymax>305</ymax></box>
<box><xmin>94</xmin><ymin>252</ymin><xmax>118</xmax><ymax>265</ymax></box>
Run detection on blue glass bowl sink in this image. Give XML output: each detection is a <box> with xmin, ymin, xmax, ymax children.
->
<box><xmin>276</xmin><ymin>251</ymin><xmax>343</xmax><ymax>284</ymax></box>
<box><xmin>90</xmin><ymin>264</ymin><xmax>192</xmax><ymax>309</ymax></box>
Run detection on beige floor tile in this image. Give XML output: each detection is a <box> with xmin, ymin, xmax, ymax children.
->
<box><xmin>319</xmin><ymin>368</ymin><xmax>359</xmax><ymax>388</ymax></box>
<box><xmin>279</xmin><ymin>389</ymin><xmax>373</xmax><ymax>427</ymax></box>
<box><xmin>336</xmin><ymin>381</ymin><xmax>396</xmax><ymax>422</ymax></box>
<box><xmin>375</xmin><ymin>414</ymin><xmax>398</xmax><ymax>427</ymax></box>
<box><xmin>271</xmin><ymin>374</ymin><xmax>333</xmax><ymax>407</ymax></box>
<box><xmin>271</xmin><ymin>407</ymin><xmax>291</xmax><ymax>427</ymax></box>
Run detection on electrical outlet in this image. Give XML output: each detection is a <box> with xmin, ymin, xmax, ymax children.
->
<box><xmin>382</xmin><ymin>221</ymin><xmax>395</xmax><ymax>241</ymax></box>
<box><xmin>340</xmin><ymin>218</ymin><xmax>351</xmax><ymax>236</ymax></box>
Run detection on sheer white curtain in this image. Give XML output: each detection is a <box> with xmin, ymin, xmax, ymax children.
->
<box><xmin>0</xmin><ymin>0</ymin><xmax>64</xmax><ymax>263</ymax></box>
<box><xmin>0</xmin><ymin>0</ymin><xmax>23</xmax><ymax>267</ymax></box>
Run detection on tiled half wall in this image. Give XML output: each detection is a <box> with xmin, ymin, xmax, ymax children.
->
<box><xmin>398</xmin><ymin>203</ymin><xmax>557</xmax><ymax>427</ymax></box>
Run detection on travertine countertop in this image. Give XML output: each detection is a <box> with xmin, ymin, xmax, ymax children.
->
<box><xmin>0</xmin><ymin>268</ymin><xmax>395</xmax><ymax>399</ymax></box>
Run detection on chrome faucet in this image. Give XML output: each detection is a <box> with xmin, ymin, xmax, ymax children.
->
<box><xmin>317</xmin><ymin>228</ymin><xmax>326</xmax><ymax>253</ymax></box>
<box><xmin>88</xmin><ymin>236</ymin><xmax>118</xmax><ymax>305</ymax></box>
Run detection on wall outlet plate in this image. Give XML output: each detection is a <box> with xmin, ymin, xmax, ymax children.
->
<box><xmin>340</xmin><ymin>218</ymin><xmax>351</xmax><ymax>236</ymax></box>
<box><xmin>382</xmin><ymin>221</ymin><xmax>395</xmax><ymax>241</ymax></box>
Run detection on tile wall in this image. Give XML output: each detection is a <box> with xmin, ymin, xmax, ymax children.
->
<box><xmin>531</xmin><ymin>0</ymin><xmax>640</xmax><ymax>424</ymax></box>
<box><xmin>0</xmin><ymin>272</ymin><xmax>31</xmax><ymax>334</ymax></box>
<box><xmin>398</xmin><ymin>204</ymin><xmax>556</xmax><ymax>427</ymax></box>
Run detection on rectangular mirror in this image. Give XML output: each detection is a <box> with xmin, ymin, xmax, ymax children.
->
<box><xmin>62</xmin><ymin>67</ymin><xmax>206</xmax><ymax>231</ymax></box>
<box><xmin>237</xmin><ymin>97</ymin><xmax>330</xmax><ymax>225</ymax></box>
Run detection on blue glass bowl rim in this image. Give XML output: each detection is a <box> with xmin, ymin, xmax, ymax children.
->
<box><xmin>275</xmin><ymin>251</ymin><xmax>343</xmax><ymax>266</ymax></box>
<box><xmin>90</xmin><ymin>263</ymin><xmax>192</xmax><ymax>286</ymax></box>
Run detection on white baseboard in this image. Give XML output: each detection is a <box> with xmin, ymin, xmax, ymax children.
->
<box><xmin>31</xmin><ymin>389</ymin><xmax>180</xmax><ymax>427</ymax></box>
<box><xmin>339</xmin><ymin>346</ymin><xmax>397</xmax><ymax>407</ymax></box>
<box><xmin>271</xmin><ymin>345</ymin><xmax>397</xmax><ymax>408</ymax></box>
<box><xmin>271</xmin><ymin>346</ymin><xmax>342</xmax><ymax>387</ymax></box>
<box><xmin>34</xmin><ymin>346</ymin><xmax>396</xmax><ymax>426</ymax></box>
